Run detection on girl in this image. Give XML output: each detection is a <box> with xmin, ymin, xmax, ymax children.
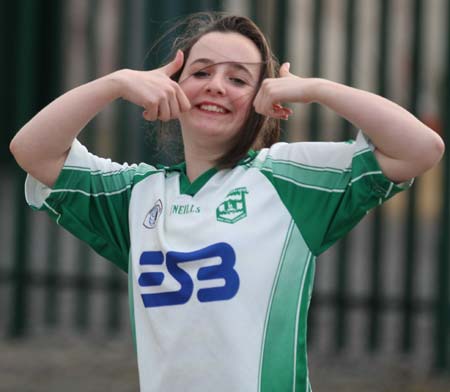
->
<box><xmin>9</xmin><ymin>12</ymin><xmax>444</xmax><ymax>392</ymax></box>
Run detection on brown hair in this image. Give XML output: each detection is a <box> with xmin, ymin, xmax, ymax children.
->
<box><xmin>157</xmin><ymin>12</ymin><xmax>280</xmax><ymax>167</ymax></box>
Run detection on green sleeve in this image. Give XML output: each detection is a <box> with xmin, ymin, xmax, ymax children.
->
<box><xmin>255</xmin><ymin>132</ymin><xmax>412</xmax><ymax>255</ymax></box>
<box><xmin>25</xmin><ymin>140</ymin><xmax>159</xmax><ymax>271</ymax></box>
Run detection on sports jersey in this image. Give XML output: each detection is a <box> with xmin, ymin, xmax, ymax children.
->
<box><xmin>25</xmin><ymin>132</ymin><xmax>411</xmax><ymax>392</ymax></box>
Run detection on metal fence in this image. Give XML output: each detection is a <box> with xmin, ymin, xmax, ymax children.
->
<box><xmin>1</xmin><ymin>0</ymin><xmax>449</xmax><ymax>373</ymax></box>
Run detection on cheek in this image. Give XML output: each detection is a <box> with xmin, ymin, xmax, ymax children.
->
<box><xmin>179</xmin><ymin>75</ymin><xmax>202</xmax><ymax>100</ymax></box>
<box><xmin>232</xmin><ymin>90</ymin><xmax>255</xmax><ymax>117</ymax></box>
<box><xmin>180</xmin><ymin>83</ymin><xmax>197</xmax><ymax>102</ymax></box>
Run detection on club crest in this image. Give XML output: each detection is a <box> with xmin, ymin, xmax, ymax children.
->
<box><xmin>216</xmin><ymin>187</ymin><xmax>248</xmax><ymax>224</ymax></box>
<box><xmin>143</xmin><ymin>199</ymin><xmax>163</xmax><ymax>229</ymax></box>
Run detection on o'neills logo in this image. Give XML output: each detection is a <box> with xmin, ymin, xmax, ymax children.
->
<box><xmin>143</xmin><ymin>199</ymin><xmax>163</xmax><ymax>229</ymax></box>
<box><xmin>216</xmin><ymin>187</ymin><xmax>248</xmax><ymax>224</ymax></box>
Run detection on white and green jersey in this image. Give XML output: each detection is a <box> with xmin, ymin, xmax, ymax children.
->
<box><xmin>25</xmin><ymin>132</ymin><xmax>410</xmax><ymax>392</ymax></box>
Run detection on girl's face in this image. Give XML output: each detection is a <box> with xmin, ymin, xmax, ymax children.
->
<box><xmin>178</xmin><ymin>32</ymin><xmax>262</xmax><ymax>149</ymax></box>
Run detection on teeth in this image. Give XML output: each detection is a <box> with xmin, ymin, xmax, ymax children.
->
<box><xmin>200</xmin><ymin>104</ymin><xmax>226</xmax><ymax>113</ymax></box>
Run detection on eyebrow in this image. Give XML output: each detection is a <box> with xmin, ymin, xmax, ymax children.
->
<box><xmin>188</xmin><ymin>58</ymin><xmax>257</xmax><ymax>79</ymax></box>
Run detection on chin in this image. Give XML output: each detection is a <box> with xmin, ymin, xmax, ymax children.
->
<box><xmin>201</xmin><ymin>128</ymin><xmax>235</xmax><ymax>141</ymax></box>
<box><xmin>180</xmin><ymin>118</ymin><xmax>241</xmax><ymax>144</ymax></box>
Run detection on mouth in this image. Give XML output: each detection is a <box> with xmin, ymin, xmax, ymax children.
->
<box><xmin>196</xmin><ymin>102</ymin><xmax>230</xmax><ymax>114</ymax></box>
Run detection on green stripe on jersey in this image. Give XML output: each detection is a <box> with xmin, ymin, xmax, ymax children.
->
<box><xmin>41</xmin><ymin>165</ymin><xmax>160</xmax><ymax>271</ymax></box>
<box><xmin>260</xmin><ymin>150</ymin><xmax>380</xmax><ymax>193</ymax></box>
<box><xmin>259</xmin><ymin>148</ymin><xmax>408</xmax><ymax>255</ymax></box>
<box><xmin>295</xmin><ymin>252</ymin><xmax>315</xmax><ymax>391</ymax></box>
<box><xmin>128</xmin><ymin>256</ymin><xmax>137</xmax><ymax>352</ymax></box>
<box><xmin>260</xmin><ymin>221</ymin><xmax>315</xmax><ymax>392</ymax></box>
<box><xmin>51</xmin><ymin>165</ymin><xmax>160</xmax><ymax>196</ymax></box>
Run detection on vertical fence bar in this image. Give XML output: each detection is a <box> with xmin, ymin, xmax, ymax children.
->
<box><xmin>249</xmin><ymin>0</ymin><xmax>272</xmax><ymax>47</ymax></box>
<box><xmin>75</xmin><ymin>243</ymin><xmax>92</xmax><ymax>332</ymax></box>
<box><xmin>436</xmin><ymin>0</ymin><xmax>450</xmax><ymax>370</ymax></box>
<box><xmin>116</xmin><ymin>0</ymin><xmax>133</xmax><ymax>164</ymax></box>
<box><xmin>306</xmin><ymin>0</ymin><xmax>324</xmax><ymax>346</ymax></box>
<box><xmin>250</xmin><ymin>0</ymin><xmax>257</xmax><ymax>21</ymax></box>
<box><xmin>182</xmin><ymin>0</ymin><xmax>223</xmax><ymax>15</ymax></box>
<box><xmin>105</xmin><ymin>0</ymin><xmax>127</xmax><ymax>335</ymax></box>
<box><xmin>0</xmin><ymin>1</ymin><xmax>16</xmax><ymax>164</ymax></box>
<box><xmin>45</xmin><ymin>223</ymin><xmax>62</xmax><ymax>326</ymax></box>
<box><xmin>367</xmin><ymin>0</ymin><xmax>390</xmax><ymax>352</ymax></box>
<box><xmin>107</xmin><ymin>268</ymin><xmax>122</xmax><ymax>334</ymax></box>
<box><xmin>308</xmin><ymin>0</ymin><xmax>323</xmax><ymax>142</ymax></box>
<box><xmin>8</xmin><ymin>0</ymin><xmax>39</xmax><ymax>338</ymax></box>
<box><xmin>335</xmin><ymin>0</ymin><xmax>357</xmax><ymax>351</ymax></box>
<box><xmin>273</xmin><ymin>0</ymin><xmax>288</xmax><ymax>64</ymax></box>
<box><xmin>140</xmin><ymin>0</ymin><xmax>166</xmax><ymax>164</ymax></box>
<box><xmin>42</xmin><ymin>0</ymin><xmax>64</xmax><ymax>328</ymax></box>
<box><xmin>273</xmin><ymin>0</ymin><xmax>288</xmax><ymax>142</ymax></box>
<box><xmin>74</xmin><ymin>0</ymin><xmax>98</xmax><ymax>332</ymax></box>
<box><xmin>212</xmin><ymin>0</ymin><xmax>223</xmax><ymax>11</ymax></box>
<box><xmin>402</xmin><ymin>0</ymin><xmax>423</xmax><ymax>353</ymax></box>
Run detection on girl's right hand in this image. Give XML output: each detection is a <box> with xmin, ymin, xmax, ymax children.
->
<box><xmin>111</xmin><ymin>50</ymin><xmax>191</xmax><ymax>122</ymax></box>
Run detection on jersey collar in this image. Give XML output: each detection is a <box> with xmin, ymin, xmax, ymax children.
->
<box><xmin>161</xmin><ymin>150</ymin><xmax>257</xmax><ymax>196</ymax></box>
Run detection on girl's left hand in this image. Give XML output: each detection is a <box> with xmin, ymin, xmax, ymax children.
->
<box><xmin>253</xmin><ymin>62</ymin><xmax>315</xmax><ymax>120</ymax></box>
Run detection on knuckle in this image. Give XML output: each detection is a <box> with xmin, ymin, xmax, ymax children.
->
<box><xmin>167</xmin><ymin>88</ymin><xmax>176</xmax><ymax>100</ymax></box>
<box><xmin>161</xmin><ymin>90</ymin><xmax>171</xmax><ymax>101</ymax></box>
<box><xmin>142</xmin><ymin>98</ymin><xmax>155</xmax><ymax>108</ymax></box>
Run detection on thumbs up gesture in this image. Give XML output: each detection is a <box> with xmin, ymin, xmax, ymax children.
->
<box><xmin>253</xmin><ymin>62</ymin><xmax>314</xmax><ymax>120</ymax></box>
<box><xmin>114</xmin><ymin>50</ymin><xmax>191</xmax><ymax>121</ymax></box>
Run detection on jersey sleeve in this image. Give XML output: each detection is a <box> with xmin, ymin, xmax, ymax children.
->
<box><xmin>25</xmin><ymin>139</ymin><xmax>159</xmax><ymax>271</ymax></box>
<box><xmin>254</xmin><ymin>132</ymin><xmax>412</xmax><ymax>255</ymax></box>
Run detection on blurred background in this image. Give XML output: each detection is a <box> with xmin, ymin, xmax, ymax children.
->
<box><xmin>1</xmin><ymin>0</ymin><xmax>450</xmax><ymax>391</ymax></box>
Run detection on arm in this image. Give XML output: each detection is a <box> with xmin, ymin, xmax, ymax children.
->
<box><xmin>253</xmin><ymin>63</ymin><xmax>445</xmax><ymax>183</ymax></box>
<box><xmin>9</xmin><ymin>50</ymin><xmax>190</xmax><ymax>187</ymax></box>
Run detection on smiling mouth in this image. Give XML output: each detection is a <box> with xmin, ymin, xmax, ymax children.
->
<box><xmin>197</xmin><ymin>103</ymin><xmax>230</xmax><ymax>114</ymax></box>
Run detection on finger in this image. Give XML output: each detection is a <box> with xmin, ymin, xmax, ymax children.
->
<box><xmin>254</xmin><ymin>80</ymin><xmax>278</xmax><ymax>115</ymax></box>
<box><xmin>160</xmin><ymin>50</ymin><xmax>185</xmax><ymax>77</ymax></box>
<box><xmin>174</xmin><ymin>84</ymin><xmax>191</xmax><ymax>112</ymax></box>
<box><xmin>253</xmin><ymin>88</ymin><xmax>263</xmax><ymax>113</ymax></box>
<box><xmin>272</xmin><ymin>104</ymin><xmax>293</xmax><ymax>115</ymax></box>
<box><xmin>142</xmin><ymin>110</ymin><xmax>151</xmax><ymax>121</ymax></box>
<box><xmin>168</xmin><ymin>94</ymin><xmax>181</xmax><ymax>120</ymax></box>
<box><xmin>279</xmin><ymin>62</ymin><xmax>291</xmax><ymax>78</ymax></box>
<box><xmin>143</xmin><ymin>104</ymin><xmax>158</xmax><ymax>121</ymax></box>
<box><xmin>256</xmin><ymin>99</ymin><xmax>275</xmax><ymax>117</ymax></box>
<box><xmin>163</xmin><ymin>85</ymin><xmax>181</xmax><ymax>120</ymax></box>
<box><xmin>158</xmin><ymin>99</ymin><xmax>171</xmax><ymax>122</ymax></box>
<box><xmin>271</xmin><ymin>109</ymin><xmax>291</xmax><ymax>121</ymax></box>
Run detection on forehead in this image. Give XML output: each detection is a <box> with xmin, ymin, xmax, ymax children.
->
<box><xmin>186</xmin><ymin>31</ymin><xmax>262</xmax><ymax>66</ymax></box>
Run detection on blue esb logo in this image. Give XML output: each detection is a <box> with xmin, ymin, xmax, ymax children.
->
<box><xmin>138</xmin><ymin>242</ymin><xmax>240</xmax><ymax>308</ymax></box>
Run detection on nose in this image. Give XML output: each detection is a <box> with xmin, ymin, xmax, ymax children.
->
<box><xmin>205</xmin><ymin>74</ymin><xmax>225</xmax><ymax>96</ymax></box>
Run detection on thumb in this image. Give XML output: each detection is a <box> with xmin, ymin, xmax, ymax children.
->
<box><xmin>279</xmin><ymin>62</ymin><xmax>291</xmax><ymax>78</ymax></box>
<box><xmin>161</xmin><ymin>50</ymin><xmax>184</xmax><ymax>76</ymax></box>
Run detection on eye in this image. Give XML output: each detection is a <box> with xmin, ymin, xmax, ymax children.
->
<box><xmin>229</xmin><ymin>77</ymin><xmax>247</xmax><ymax>86</ymax></box>
<box><xmin>192</xmin><ymin>70</ymin><xmax>210</xmax><ymax>78</ymax></box>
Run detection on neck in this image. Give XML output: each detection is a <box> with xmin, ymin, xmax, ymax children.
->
<box><xmin>184</xmin><ymin>145</ymin><xmax>222</xmax><ymax>183</ymax></box>
<box><xmin>181</xmin><ymin>126</ymin><xmax>235</xmax><ymax>182</ymax></box>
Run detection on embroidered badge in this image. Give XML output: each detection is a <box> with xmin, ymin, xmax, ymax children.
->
<box><xmin>143</xmin><ymin>199</ymin><xmax>163</xmax><ymax>229</ymax></box>
<box><xmin>216</xmin><ymin>187</ymin><xmax>248</xmax><ymax>224</ymax></box>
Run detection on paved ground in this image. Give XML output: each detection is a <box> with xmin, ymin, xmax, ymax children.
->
<box><xmin>1</xmin><ymin>335</ymin><xmax>450</xmax><ymax>392</ymax></box>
